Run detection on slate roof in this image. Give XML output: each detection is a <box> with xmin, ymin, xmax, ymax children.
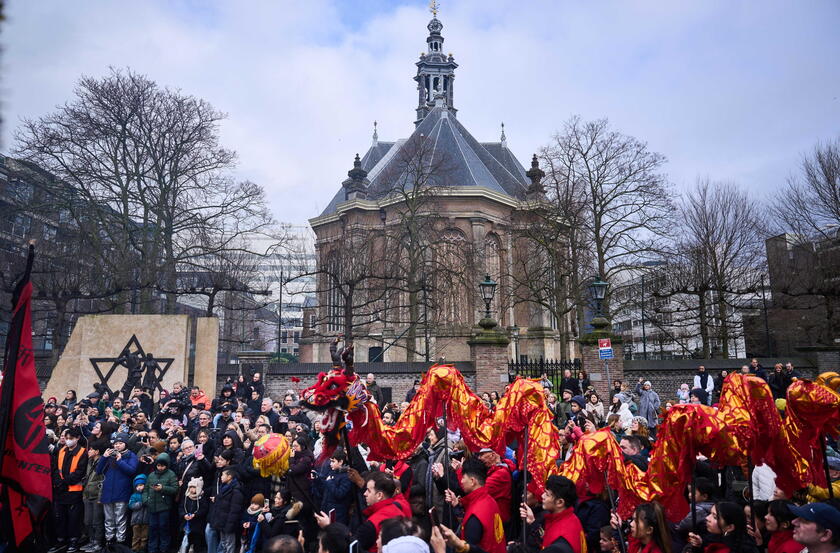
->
<box><xmin>318</xmin><ymin>105</ymin><xmax>530</xmax><ymax>217</ymax></box>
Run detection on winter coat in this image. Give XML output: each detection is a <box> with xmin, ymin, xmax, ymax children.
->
<box><xmin>209</xmin><ymin>477</ymin><xmax>246</xmax><ymax>534</ymax></box>
<box><xmin>635</xmin><ymin>383</ymin><xmax>661</xmax><ymax>428</ymax></box>
<box><xmin>212</xmin><ymin>386</ymin><xmax>237</xmax><ymax>413</ymax></box>
<box><xmin>176</xmin><ymin>454</ymin><xmax>212</xmax><ymax>497</ymax></box>
<box><xmin>265</xmin><ymin>501</ymin><xmax>303</xmax><ymax>539</ymax></box>
<box><xmin>585</xmin><ymin>401</ymin><xmax>605</xmax><ymax>425</ymax></box>
<box><xmin>693</xmin><ymin>372</ymin><xmax>715</xmax><ymax>399</ymax></box>
<box><xmin>129</xmin><ymin>474</ymin><xmax>149</xmax><ymax>525</ymax></box>
<box><xmin>608</xmin><ymin>402</ymin><xmax>634</xmax><ymax>430</ymax></box>
<box><xmin>576</xmin><ymin>496</ymin><xmax>610</xmax><ymax>553</ymax></box>
<box><xmin>142</xmin><ymin>455</ymin><xmax>178</xmax><ymax>513</ymax></box>
<box><xmin>96</xmin><ymin>449</ymin><xmax>139</xmax><ymax>503</ymax></box>
<box><xmin>287</xmin><ymin>448</ymin><xmax>314</xmax><ymax>504</ymax></box>
<box><xmin>179</xmin><ymin>494</ymin><xmax>210</xmax><ymax>533</ymax></box>
<box><xmin>83</xmin><ymin>455</ymin><xmax>104</xmax><ymax>501</ymax></box>
<box><xmin>312</xmin><ymin>466</ymin><xmax>353</xmax><ymax>524</ymax></box>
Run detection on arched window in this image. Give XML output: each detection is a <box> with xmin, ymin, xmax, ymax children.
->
<box><xmin>435</xmin><ymin>230</ymin><xmax>470</xmax><ymax>325</ymax></box>
<box><xmin>484</xmin><ymin>233</ymin><xmax>503</xmax><ymax>324</ymax></box>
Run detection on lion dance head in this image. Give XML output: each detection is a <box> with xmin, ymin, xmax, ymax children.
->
<box><xmin>300</xmin><ymin>340</ymin><xmax>369</xmax><ymax>463</ymax></box>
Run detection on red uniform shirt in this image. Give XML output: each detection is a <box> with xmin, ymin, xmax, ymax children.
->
<box><xmin>363</xmin><ymin>499</ymin><xmax>406</xmax><ymax>552</ymax></box>
<box><xmin>485</xmin><ymin>461</ymin><xmax>513</xmax><ymax>522</ymax></box>
<box><xmin>542</xmin><ymin>507</ymin><xmax>587</xmax><ymax>553</ymax></box>
<box><xmin>460</xmin><ymin>487</ymin><xmax>505</xmax><ymax>553</ymax></box>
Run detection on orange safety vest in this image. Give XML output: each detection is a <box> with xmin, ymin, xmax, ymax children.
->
<box><xmin>57</xmin><ymin>445</ymin><xmax>86</xmax><ymax>492</ymax></box>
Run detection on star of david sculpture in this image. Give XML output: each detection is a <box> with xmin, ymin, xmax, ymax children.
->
<box><xmin>88</xmin><ymin>335</ymin><xmax>174</xmax><ymax>401</ymax></box>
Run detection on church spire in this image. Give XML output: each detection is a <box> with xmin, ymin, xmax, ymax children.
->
<box><xmin>500</xmin><ymin>122</ymin><xmax>507</xmax><ymax>147</ymax></box>
<box><xmin>414</xmin><ymin>1</ymin><xmax>458</xmax><ymax>126</ymax></box>
<box><xmin>372</xmin><ymin>120</ymin><xmax>378</xmax><ymax>147</ymax></box>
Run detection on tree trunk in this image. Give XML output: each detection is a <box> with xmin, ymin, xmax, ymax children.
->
<box><xmin>698</xmin><ymin>291</ymin><xmax>710</xmax><ymax>358</ymax></box>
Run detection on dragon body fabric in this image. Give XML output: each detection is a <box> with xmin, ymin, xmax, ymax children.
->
<box><xmin>301</xmin><ymin>362</ymin><xmax>840</xmax><ymax>523</ymax></box>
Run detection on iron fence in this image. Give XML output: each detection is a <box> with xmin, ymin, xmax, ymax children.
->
<box><xmin>507</xmin><ymin>357</ymin><xmax>581</xmax><ymax>388</ymax></box>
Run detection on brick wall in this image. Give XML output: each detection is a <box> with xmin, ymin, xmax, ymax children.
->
<box><xmin>471</xmin><ymin>344</ymin><xmax>510</xmax><ymax>395</ymax></box>
<box><xmin>581</xmin><ymin>346</ymin><xmax>624</xmax><ymax>400</ymax></box>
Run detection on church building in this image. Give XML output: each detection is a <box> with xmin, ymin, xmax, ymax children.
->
<box><xmin>300</xmin><ymin>10</ymin><xmax>573</xmax><ymax>364</ymax></box>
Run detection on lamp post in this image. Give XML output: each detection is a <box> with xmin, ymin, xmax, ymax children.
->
<box><xmin>510</xmin><ymin>324</ymin><xmax>520</xmax><ymax>362</ymax></box>
<box><xmin>479</xmin><ymin>274</ymin><xmax>498</xmax><ymax>320</ymax></box>
<box><xmin>588</xmin><ymin>275</ymin><xmax>608</xmax><ymax>320</ymax></box>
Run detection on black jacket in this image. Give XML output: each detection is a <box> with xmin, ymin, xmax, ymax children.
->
<box><xmin>209</xmin><ymin>478</ymin><xmax>246</xmax><ymax>533</ymax></box>
<box><xmin>287</xmin><ymin>449</ymin><xmax>315</xmax><ymax>505</ymax></box>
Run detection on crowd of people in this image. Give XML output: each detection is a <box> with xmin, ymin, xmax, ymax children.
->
<box><xmin>41</xmin><ymin>364</ymin><xmax>840</xmax><ymax>553</ymax></box>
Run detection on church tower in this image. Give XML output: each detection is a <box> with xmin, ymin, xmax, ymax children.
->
<box><xmin>414</xmin><ymin>1</ymin><xmax>458</xmax><ymax>125</ymax></box>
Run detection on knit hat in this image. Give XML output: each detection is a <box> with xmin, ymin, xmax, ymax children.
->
<box><xmin>690</xmin><ymin>388</ymin><xmax>708</xmax><ymax>404</ymax></box>
<box><xmin>113</xmin><ymin>432</ymin><xmax>130</xmax><ymax>444</ymax></box>
<box><xmin>643</xmin><ymin>380</ymin><xmax>652</xmax><ymax>387</ymax></box>
<box><xmin>186</xmin><ymin>476</ymin><xmax>204</xmax><ymax>499</ymax></box>
<box><xmin>250</xmin><ymin>493</ymin><xmax>265</xmax><ymax>505</ymax></box>
<box><xmin>631</xmin><ymin>416</ymin><xmax>649</xmax><ymax>428</ymax></box>
<box><xmin>570</xmin><ymin>395</ymin><xmax>586</xmax><ymax>409</ymax></box>
<box><xmin>155</xmin><ymin>452</ymin><xmax>171</xmax><ymax>467</ymax></box>
<box><xmin>133</xmin><ymin>473</ymin><xmax>147</xmax><ymax>487</ymax></box>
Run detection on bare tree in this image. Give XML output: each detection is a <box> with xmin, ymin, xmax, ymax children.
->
<box><xmin>541</xmin><ymin>116</ymin><xmax>673</xmax><ymax>316</ymax></box>
<box><xmin>13</xmin><ymin>68</ymin><xmax>272</xmax><ymax>314</ymax></box>
<box><xmin>656</xmin><ymin>178</ymin><xmax>766</xmax><ymax>358</ymax></box>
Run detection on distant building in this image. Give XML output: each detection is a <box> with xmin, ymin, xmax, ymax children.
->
<box><xmin>611</xmin><ymin>263</ymin><xmax>749</xmax><ymax>359</ymax></box>
<box><xmin>301</xmin><ymin>12</ymin><xmax>572</xmax><ymax>364</ymax></box>
<box><xmin>743</xmin><ymin>232</ymin><xmax>840</xmax><ymax>356</ymax></box>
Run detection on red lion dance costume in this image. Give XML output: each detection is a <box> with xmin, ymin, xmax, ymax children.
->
<box><xmin>301</xmin><ymin>343</ymin><xmax>840</xmax><ymax>522</ymax></box>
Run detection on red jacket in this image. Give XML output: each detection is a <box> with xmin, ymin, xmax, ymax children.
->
<box><xmin>628</xmin><ymin>537</ymin><xmax>665</xmax><ymax>553</ymax></box>
<box><xmin>363</xmin><ymin>499</ymin><xmax>406</xmax><ymax>552</ymax></box>
<box><xmin>460</xmin><ymin>487</ymin><xmax>505</xmax><ymax>553</ymax></box>
<box><xmin>485</xmin><ymin>461</ymin><xmax>513</xmax><ymax>522</ymax></box>
<box><xmin>767</xmin><ymin>530</ymin><xmax>802</xmax><ymax>553</ymax></box>
<box><xmin>542</xmin><ymin>507</ymin><xmax>586</xmax><ymax>553</ymax></box>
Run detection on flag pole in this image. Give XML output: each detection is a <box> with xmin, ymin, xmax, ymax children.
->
<box><xmin>822</xmin><ymin>435</ymin><xmax>835</xmax><ymax>500</ymax></box>
<box><xmin>521</xmin><ymin>425</ymin><xmax>528</xmax><ymax>548</ymax></box>
<box><xmin>443</xmin><ymin>402</ymin><xmax>453</xmax><ymax>529</ymax></box>
<box><xmin>604</xmin><ymin>470</ymin><xmax>628</xmax><ymax>553</ymax></box>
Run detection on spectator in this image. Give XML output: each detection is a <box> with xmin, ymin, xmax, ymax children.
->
<box><xmin>96</xmin><ymin>432</ymin><xmax>139</xmax><ymax>545</ymax></box>
<box><xmin>610</xmin><ymin>501</ymin><xmax>672</xmax><ymax>553</ymax></box>
<box><xmin>316</xmin><ymin>471</ymin><xmax>406</xmax><ymax>552</ymax></box>
<box><xmin>313</xmin><ymin>449</ymin><xmax>353</xmax><ymax>525</ymax></box>
<box><xmin>560</xmin><ymin>369</ymin><xmax>581</xmax><ymax>397</ymax></box>
<box><xmin>749</xmin><ymin>358</ymin><xmax>768</xmax><ymax>381</ymax></box>
<box><xmin>208</xmin><ymin>467</ymin><xmax>246</xmax><ymax>553</ymax></box>
<box><xmin>677</xmin><ymin>383</ymin><xmax>691</xmax><ymax>404</ymax></box>
<box><xmin>585</xmin><ymin>392</ymin><xmax>605</xmax><ymax>426</ymax></box>
<box><xmin>143</xmin><ymin>452</ymin><xmax>178</xmax><ymax>553</ymax></box>
<box><xmin>249</xmin><ymin>371</ymin><xmax>266</xmax><ymax>399</ymax></box>
<box><xmin>783</xmin><ymin>362</ymin><xmax>802</xmax><ymax>381</ymax></box>
<box><xmin>609</xmin><ymin>380</ymin><xmax>623</xmax><ymax>402</ymax></box>
<box><xmin>693</xmin><ymin>366</ymin><xmax>715</xmax><ymax>405</ymax></box>
<box><xmin>62</xmin><ymin>389</ymin><xmax>78</xmax><ymax>410</ymax></box>
<box><xmin>555</xmin><ymin>389</ymin><xmax>574</xmax><ymax>424</ymax></box>
<box><xmin>620</xmin><ymin>436</ymin><xmax>648</xmax><ymax>471</ymax></box>
<box><xmin>366</xmin><ymin>373</ymin><xmax>386</xmax><ymax>406</ymax></box>
<box><xmin>128</xmin><ymin>474</ymin><xmax>149</xmax><ymax>553</ymax></box>
<box><xmin>635</xmin><ymin>379</ymin><xmax>661</xmax><ymax>429</ymax></box>
<box><xmin>82</xmin><ymin>447</ymin><xmax>105</xmax><ymax>553</ymax></box>
<box><xmin>406</xmin><ymin>380</ymin><xmax>421</xmax><ymax>403</ymax></box>
<box><xmin>767</xmin><ymin>364</ymin><xmax>790</xmax><ymax>400</ymax></box>
<box><xmin>675</xmin><ymin>477</ymin><xmax>716</xmax><ymax>543</ymax></box>
<box><xmin>690</xmin><ymin>388</ymin><xmax>708</xmax><ymax>406</ymax></box>
<box><xmin>687</xmin><ymin>501</ymin><xmax>759</xmax><ymax>553</ymax></box>
<box><xmin>761</xmin><ymin>499</ymin><xmax>800</xmax><ymax>553</ymax></box>
<box><xmin>287</xmin><ymin>437</ymin><xmax>315</xmax><ymax>506</ymax></box>
<box><xmin>51</xmin><ymin>427</ymin><xmax>88</xmax><ymax>553</ymax></box>
<box><xmin>212</xmin><ymin>383</ymin><xmax>237</xmax><ymax>413</ymax></box>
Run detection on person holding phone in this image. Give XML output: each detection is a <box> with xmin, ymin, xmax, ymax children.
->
<box><xmin>315</xmin><ymin>471</ymin><xmax>406</xmax><ymax>552</ymax></box>
<box><xmin>141</xmin><ymin>452</ymin><xmax>178</xmax><ymax>553</ymax></box>
<box><xmin>311</xmin><ymin>450</ymin><xmax>353</xmax><ymax>525</ymax></box>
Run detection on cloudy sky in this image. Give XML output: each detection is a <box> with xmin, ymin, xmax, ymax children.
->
<box><xmin>3</xmin><ymin>1</ymin><xmax>838</xmax><ymax>224</ymax></box>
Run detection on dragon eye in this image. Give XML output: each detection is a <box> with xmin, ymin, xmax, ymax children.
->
<box><xmin>328</xmin><ymin>383</ymin><xmax>338</xmax><ymax>390</ymax></box>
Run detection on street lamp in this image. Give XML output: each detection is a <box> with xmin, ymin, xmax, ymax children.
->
<box><xmin>588</xmin><ymin>275</ymin><xmax>608</xmax><ymax>317</ymax></box>
<box><xmin>479</xmin><ymin>274</ymin><xmax>497</xmax><ymax>319</ymax></box>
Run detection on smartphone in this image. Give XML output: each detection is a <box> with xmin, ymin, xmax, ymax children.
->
<box><xmin>428</xmin><ymin>507</ymin><xmax>441</xmax><ymax>527</ymax></box>
<box><xmin>349</xmin><ymin>540</ymin><xmax>358</xmax><ymax>553</ymax></box>
<box><xmin>329</xmin><ymin>508</ymin><xmax>336</xmax><ymax>523</ymax></box>
<box><xmin>264</xmin><ymin>499</ymin><xmax>270</xmax><ymax>509</ymax></box>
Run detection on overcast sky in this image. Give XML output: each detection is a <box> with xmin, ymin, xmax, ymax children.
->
<box><xmin>3</xmin><ymin>1</ymin><xmax>839</xmax><ymax>225</ymax></box>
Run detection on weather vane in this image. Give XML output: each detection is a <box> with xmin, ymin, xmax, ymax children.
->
<box><xmin>429</xmin><ymin>0</ymin><xmax>439</xmax><ymax>17</ymax></box>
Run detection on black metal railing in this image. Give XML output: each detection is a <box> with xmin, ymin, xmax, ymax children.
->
<box><xmin>507</xmin><ymin>357</ymin><xmax>581</xmax><ymax>388</ymax></box>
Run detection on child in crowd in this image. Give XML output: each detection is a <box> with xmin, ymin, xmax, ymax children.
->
<box><xmin>128</xmin><ymin>474</ymin><xmax>149</xmax><ymax>553</ymax></box>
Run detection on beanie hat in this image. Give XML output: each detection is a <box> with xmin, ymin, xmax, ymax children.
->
<box><xmin>250</xmin><ymin>493</ymin><xmax>265</xmax><ymax>505</ymax></box>
<box><xmin>133</xmin><ymin>473</ymin><xmax>147</xmax><ymax>487</ymax></box>
<box><xmin>632</xmin><ymin>416</ymin><xmax>649</xmax><ymax>428</ymax></box>
<box><xmin>113</xmin><ymin>432</ymin><xmax>130</xmax><ymax>444</ymax></box>
<box><xmin>219</xmin><ymin>449</ymin><xmax>235</xmax><ymax>462</ymax></box>
<box><xmin>570</xmin><ymin>395</ymin><xmax>586</xmax><ymax>410</ymax></box>
<box><xmin>643</xmin><ymin>380</ymin><xmax>652</xmax><ymax>388</ymax></box>
<box><xmin>155</xmin><ymin>452</ymin><xmax>171</xmax><ymax>467</ymax></box>
<box><xmin>383</xmin><ymin>536</ymin><xmax>430</xmax><ymax>553</ymax></box>
<box><xmin>186</xmin><ymin>476</ymin><xmax>204</xmax><ymax>499</ymax></box>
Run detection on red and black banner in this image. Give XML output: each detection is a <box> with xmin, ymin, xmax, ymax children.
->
<box><xmin>0</xmin><ymin>245</ymin><xmax>52</xmax><ymax>546</ymax></box>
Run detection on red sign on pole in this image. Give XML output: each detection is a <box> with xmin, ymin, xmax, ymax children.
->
<box><xmin>598</xmin><ymin>338</ymin><xmax>612</xmax><ymax>350</ymax></box>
